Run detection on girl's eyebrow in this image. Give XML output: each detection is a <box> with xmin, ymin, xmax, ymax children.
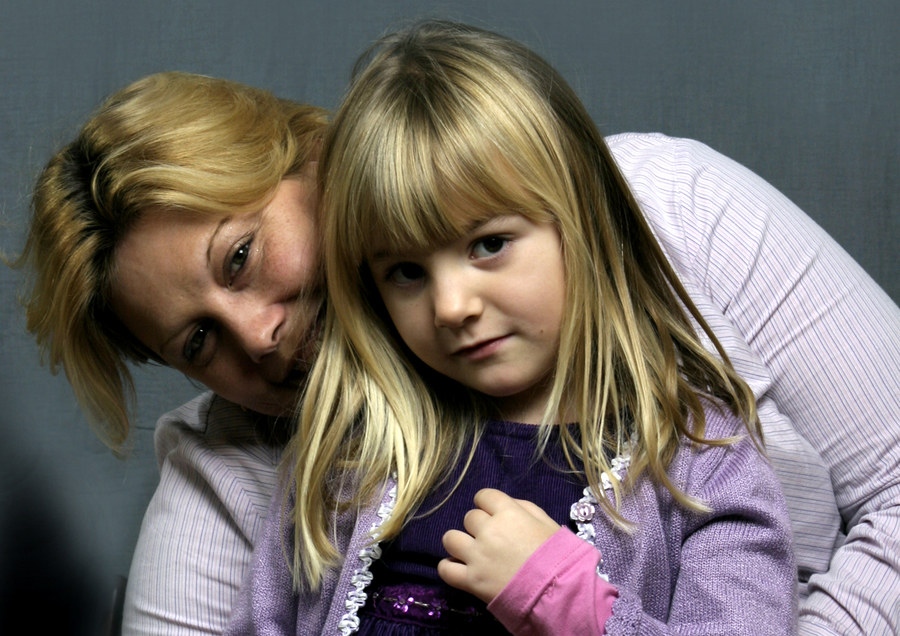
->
<box><xmin>368</xmin><ymin>241</ymin><xmax>407</xmax><ymax>264</ymax></box>
<box><xmin>367</xmin><ymin>216</ymin><xmax>512</xmax><ymax>264</ymax></box>
<box><xmin>368</xmin><ymin>250</ymin><xmax>394</xmax><ymax>265</ymax></box>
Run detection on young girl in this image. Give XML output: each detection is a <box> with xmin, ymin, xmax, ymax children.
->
<box><xmin>226</xmin><ymin>20</ymin><xmax>795</xmax><ymax>635</ymax></box>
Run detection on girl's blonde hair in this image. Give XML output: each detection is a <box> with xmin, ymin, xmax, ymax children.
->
<box><xmin>291</xmin><ymin>20</ymin><xmax>760</xmax><ymax>588</ymax></box>
<box><xmin>17</xmin><ymin>72</ymin><xmax>328</xmax><ymax>452</ymax></box>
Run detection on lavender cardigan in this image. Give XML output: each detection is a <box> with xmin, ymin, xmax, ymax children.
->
<box><xmin>225</xmin><ymin>405</ymin><xmax>796</xmax><ymax>635</ymax></box>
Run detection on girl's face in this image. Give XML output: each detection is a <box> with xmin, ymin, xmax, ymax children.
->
<box><xmin>111</xmin><ymin>173</ymin><xmax>323</xmax><ymax>416</ymax></box>
<box><xmin>368</xmin><ymin>214</ymin><xmax>566</xmax><ymax>424</ymax></box>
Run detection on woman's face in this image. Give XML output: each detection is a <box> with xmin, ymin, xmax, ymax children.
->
<box><xmin>111</xmin><ymin>172</ymin><xmax>323</xmax><ymax>416</ymax></box>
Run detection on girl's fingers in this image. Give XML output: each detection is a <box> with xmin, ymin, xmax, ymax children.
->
<box><xmin>474</xmin><ymin>488</ymin><xmax>555</xmax><ymax>526</ymax></box>
<box><xmin>472</xmin><ymin>487</ymin><xmax>514</xmax><ymax>514</ymax></box>
<box><xmin>514</xmin><ymin>497</ymin><xmax>556</xmax><ymax>523</ymax></box>
<box><xmin>442</xmin><ymin>528</ymin><xmax>474</xmax><ymax>560</ymax></box>
<box><xmin>462</xmin><ymin>507</ymin><xmax>491</xmax><ymax>535</ymax></box>
<box><xmin>437</xmin><ymin>557</ymin><xmax>467</xmax><ymax>590</ymax></box>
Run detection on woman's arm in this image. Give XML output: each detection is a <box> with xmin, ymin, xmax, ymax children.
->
<box><xmin>122</xmin><ymin>393</ymin><xmax>282</xmax><ymax>635</ymax></box>
<box><xmin>614</xmin><ymin>133</ymin><xmax>900</xmax><ymax>634</ymax></box>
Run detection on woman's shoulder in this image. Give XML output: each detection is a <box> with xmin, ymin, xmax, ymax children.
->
<box><xmin>605</xmin><ymin>131</ymin><xmax>708</xmax><ymax>162</ymax></box>
<box><xmin>150</xmin><ymin>391</ymin><xmax>285</xmax><ymax>540</ymax></box>
<box><xmin>606</xmin><ymin>129</ymin><xmax>733</xmax><ymax>151</ymax></box>
<box><xmin>605</xmin><ymin>132</ymin><xmax>742</xmax><ymax>191</ymax></box>
<box><xmin>124</xmin><ymin>393</ymin><xmax>284</xmax><ymax>633</ymax></box>
<box><xmin>154</xmin><ymin>391</ymin><xmax>284</xmax><ymax>464</ymax></box>
<box><xmin>153</xmin><ymin>391</ymin><xmax>283</xmax><ymax>512</ymax></box>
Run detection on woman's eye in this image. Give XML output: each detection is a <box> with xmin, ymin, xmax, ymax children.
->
<box><xmin>471</xmin><ymin>235</ymin><xmax>508</xmax><ymax>258</ymax></box>
<box><xmin>226</xmin><ymin>239</ymin><xmax>253</xmax><ymax>285</ymax></box>
<box><xmin>386</xmin><ymin>262</ymin><xmax>424</xmax><ymax>285</ymax></box>
<box><xmin>183</xmin><ymin>321</ymin><xmax>212</xmax><ymax>363</ymax></box>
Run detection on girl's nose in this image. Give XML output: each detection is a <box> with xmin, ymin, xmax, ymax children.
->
<box><xmin>432</xmin><ymin>275</ymin><xmax>482</xmax><ymax>329</ymax></box>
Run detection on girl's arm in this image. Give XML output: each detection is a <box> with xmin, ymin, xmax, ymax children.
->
<box><xmin>484</xmin><ymin>525</ymin><xmax>618</xmax><ymax>635</ymax></box>
<box><xmin>438</xmin><ymin>488</ymin><xmax>619</xmax><ymax>634</ymax></box>
<box><xmin>463</xmin><ymin>421</ymin><xmax>795</xmax><ymax>635</ymax></box>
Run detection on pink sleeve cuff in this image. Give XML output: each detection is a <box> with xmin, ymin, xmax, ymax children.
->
<box><xmin>487</xmin><ymin>527</ymin><xmax>618</xmax><ymax>635</ymax></box>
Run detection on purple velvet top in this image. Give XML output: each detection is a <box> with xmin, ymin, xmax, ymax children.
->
<box><xmin>357</xmin><ymin>421</ymin><xmax>586</xmax><ymax>633</ymax></box>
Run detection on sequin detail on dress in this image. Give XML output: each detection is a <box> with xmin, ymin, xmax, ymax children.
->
<box><xmin>356</xmin><ymin>583</ymin><xmax>503</xmax><ymax>634</ymax></box>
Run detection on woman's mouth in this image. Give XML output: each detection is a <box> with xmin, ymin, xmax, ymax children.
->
<box><xmin>287</xmin><ymin>304</ymin><xmax>326</xmax><ymax>379</ymax></box>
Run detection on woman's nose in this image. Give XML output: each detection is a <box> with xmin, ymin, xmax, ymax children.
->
<box><xmin>432</xmin><ymin>274</ymin><xmax>482</xmax><ymax>329</ymax></box>
<box><xmin>230</xmin><ymin>302</ymin><xmax>285</xmax><ymax>363</ymax></box>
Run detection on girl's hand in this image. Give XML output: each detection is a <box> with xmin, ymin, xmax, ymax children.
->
<box><xmin>437</xmin><ymin>488</ymin><xmax>561</xmax><ymax>603</ymax></box>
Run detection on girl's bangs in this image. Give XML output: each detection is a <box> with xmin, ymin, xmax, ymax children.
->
<box><xmin>357</xmin><ymin>133</ymin><xmax>546</xmax><ymax>259</ymax></box>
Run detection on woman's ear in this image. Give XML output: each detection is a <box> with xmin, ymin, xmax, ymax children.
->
<box><xmin>310</xmin><ymin>136</ymin><xmax>323</xmax><ymax>162</ymax></box>
<box><xmin>302</xmin><ymin>158</ymin><xmax>318</xmax><ymax>180</ymax></box>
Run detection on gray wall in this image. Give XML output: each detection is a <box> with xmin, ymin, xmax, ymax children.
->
<box><xmin>1</xmin><ymin>1</ymin><xmax>897</xmax><ymax>632</ymax></box>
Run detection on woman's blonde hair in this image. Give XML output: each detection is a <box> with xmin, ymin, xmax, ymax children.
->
<box><xmin>290</xmin><ymin>20</ymin><xmax>760</xmax><ymax>588</ymax></box>
<box><xmin>17</xmin><ymin>71</ymin><xmax>328</xmax><ymax>452</ymax></box>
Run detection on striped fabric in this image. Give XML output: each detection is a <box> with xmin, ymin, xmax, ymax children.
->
<box><xmin>121</xmin><ymin>134</ymin><xmax>900</xmax><ymax>635</ymax></box>
<box><xmin>611</xmin><ymin>133</ymin><xmax>900</xmax><ymax>635</ymax></box>
<box><xmin>121</xmin><ymin>393</ymin><xmax>282</xmax><ymax>635</ymax></box>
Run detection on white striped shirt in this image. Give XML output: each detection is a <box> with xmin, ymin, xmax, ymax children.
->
<box><xmin>121</xmin><ymin>393</ymin><xmax>281</xmax><ymax>635</ymax></box>
<box><xmin>616</xmin><ymin>133</ymin><xmax>900</xmax><ymax>635</ymax></box>
<box><xmin>121</xmin><ymin>133</ymin><xmax>900</xmax><ymax>635</ymax></box>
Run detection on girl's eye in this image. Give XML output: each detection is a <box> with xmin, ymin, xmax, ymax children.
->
<box><xmin>386</xmin><ymin>262</ymin><xmax>425</xmax><ymax>285</ymax></box>
<box><xmin>183</xmin><ymin>321</ymin><xmax>213</xmax><ymax>363</ymax></box>
<box><xmin>226</xmin><ymin>239</ymin><xmax>253</xmax><ymax>286</ymax></box>
<box><xmin>471</xmin><ymin>235</ymin><xmax>508</xmax><ymax>259</ymax></box>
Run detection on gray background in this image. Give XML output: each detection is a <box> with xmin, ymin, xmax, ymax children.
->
<box><xmin>1</xmin><ymin>1</ymin><xmax>897</xmax><ymax>632</ymax></box>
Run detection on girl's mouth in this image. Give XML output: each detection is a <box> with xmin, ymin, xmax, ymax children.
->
<box><xmin>454</xmin><ymin>335</ymin><xmax>509</xmax><ymax>361</ymax></box>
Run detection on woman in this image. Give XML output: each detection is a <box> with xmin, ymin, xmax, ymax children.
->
<box><xmin>19</xmin><ymin>71</ymin><xmax>328</xmax><ymax>634</ymax></box>
<box><xmin>18</xmin><ymin>62</ymin><xmax>900</xmax><ymax>634</ymax></box>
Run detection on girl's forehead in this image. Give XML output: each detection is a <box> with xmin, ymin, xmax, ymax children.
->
<box><xmin>363</xmin><ymin>206</ymin><xmax>474</xmax><ymax>259</ymax></box>
<box><xmin>348</xmin><ymin>149</ymin><xmax>553</xmax><ymax>262</ymax></box>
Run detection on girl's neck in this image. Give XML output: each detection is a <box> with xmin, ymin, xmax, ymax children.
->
<box><xmin>493</xmin><ymin>376</ymin><xmax>561</xmax><ymax>425</ymax></box>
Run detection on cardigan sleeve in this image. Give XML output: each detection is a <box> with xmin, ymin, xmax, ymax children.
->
<box><xmin>223</xmin><ymin>479</ymin><xmax>300</xmax><ymax>636</ymax></box>
<box><xmin>608</xmin><ymin>431</ymin><xmax>796</xmax><ymax>635</ymax></box>
<box><xmin>487</xmin><ymin>427</ymin><xmax>795</xmax><ymax>635</ymax></box>
<box><xmin>657</xmin><ymin>436</ymin><xmax>794</xmax><ymax>634</ymax></box>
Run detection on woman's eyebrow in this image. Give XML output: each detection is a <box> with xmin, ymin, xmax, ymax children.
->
<box><xmin>206</xmin><ymin>216</ymin><xmax>234</xmax><ymax>266</ymax></box>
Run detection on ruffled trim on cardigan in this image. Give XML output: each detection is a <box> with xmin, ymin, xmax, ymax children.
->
<box><xmin>338</xmin><ymin>483</ymin><xmax>398</xmax><ymax>635</ymax></box>
<box><xmin>568</xmin><ymin>448</ymin><xmax>631</xmax><ymax>581</ymax></box>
